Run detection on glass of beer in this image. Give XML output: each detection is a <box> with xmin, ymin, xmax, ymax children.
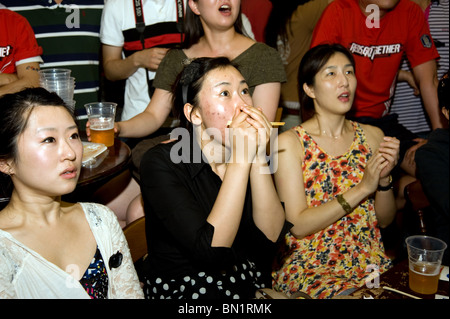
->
<box><xmin>406</xmin><ymin>235</ymin><xmax>447</xmax><ymax>295</ymax></box>
<box><xmin>85</xmin><ymin>102</ymin><xmax>117</xmax><ymax>147</ymax></box>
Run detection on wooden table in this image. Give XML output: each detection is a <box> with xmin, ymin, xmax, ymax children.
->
<box><xmin>347</xmin><ymin>259</ymin><xmax>449</xmax><ymax>299</ymax></box>
<box><xmin>63</xmin><ymin>139</ymin><xmax>132</xmax><ymax>202</ymax></box>
<box><xmin>78</xmin><ymin>139</ymin><xmax>131</xmax><ymax>187</ymax></box>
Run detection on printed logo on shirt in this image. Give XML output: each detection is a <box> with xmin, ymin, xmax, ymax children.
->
<box><xmin>420</xmin><ymin>34</ymin><xmax>433</xmax><ymax>48</ymax></box>
<box><xmin>0</xmin><ymin>45</ymin><xmax>12</xmax><ymax>59</ymax></box>
<box><xmin>348</xmin><ymin>43</ymin><xmax>402</xmax><ymax>61</ymax></box>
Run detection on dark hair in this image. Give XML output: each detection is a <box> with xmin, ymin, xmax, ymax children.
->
<box><xmin>172</xmin><ymin>57</ymin><xmax>236</xmax><ymax>132</ymax></box>
<box><xmin>438</xmin><ymin>71</ymin><xmax>449</xmax><ymax>111</ymax></box>
<box><xmin>265</xmin><ymin>0</ymin><xmax>310</xmax><ymax>49</ymax></box>
<box><xmin>182</xmin><ymin>1</ymin><xmax>247</xmax><ymax>49</ymax></box>
<box><xmin>298</xmin><ymin>44</ymin><xmax>355</xmax><ymax>118</ymax></box>
<box><xmin>0</xmin><ymin>87</ymin><xmax>72</xmax><ymax>202</ymax></box>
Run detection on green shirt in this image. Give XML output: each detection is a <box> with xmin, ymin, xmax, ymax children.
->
<box><xmin>154</xmin><ymin>42</ymin><xmax>287</xmax><ymax>95</ymax></box>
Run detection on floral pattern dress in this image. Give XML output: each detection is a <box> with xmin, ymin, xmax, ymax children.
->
<box><xmin>272</xmin><ymin>121</ymin><xmax>392</xmax><ymax>299</ymax></box>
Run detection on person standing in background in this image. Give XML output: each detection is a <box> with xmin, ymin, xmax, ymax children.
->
<box><xmin>241</xmin><ymin>0</ymin><xmax>272</xmax><ymax>42</ymax></box>
<box><xmin>391</xmin><ymin>0</ymin><xmax>449</xmax><ymax>137</ymax></box>
<box><xmin>265</xmin><ymin>0</ymin><xmax>331</xmax><ymax>131</ymax></box>
<box><xmin>0</xmin><ymin>8</ymin><xmax>43</xmax><ymax>96</ymax></box>
<box><xmin>2</xmin><ymin>0</ymin><xmax>104</xmax><ymax>124</ymax></box>
<box><xmin>100</xmin><ymin>0</ymin><xmax>186</xmax><ymax>124</ymax></box>
<box><xmin>311</xmin><ymin>0</ymin><xmax>441</xmax><ymax>208</ymax></box>
<box><xmin>415</xmin><ymin>71</ymin><xmax>449</xmax><ymax>265</ymax></box>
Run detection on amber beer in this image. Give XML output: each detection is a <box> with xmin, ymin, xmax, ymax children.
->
<box><xmin>406</xmin><ymin>236</ymin><xmax>447</xmax><ymax>295</ymax></box>
<box><xmin>85</xmin><ymin>102</ymin><xmax>117</xmax><ymax>147</ymax></box>
<box><xmin>90</xmin><ymin>118</ymin><xmax>114</xmax><ymax>147</ymax></box>
<box><xmin>408</xmin><ymin>262</ymin><xmax>440</xmax><ymax>295</ymax></box>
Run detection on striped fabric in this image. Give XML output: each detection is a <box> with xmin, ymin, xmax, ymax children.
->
<box><xmin>2</xmin><ymin>0</ymin><xmax>104</xmax><ymax>116</ymax></box>
<box><xmin>391</xmin><ymin>0</ymin><xmax>449</xmax><ymax>134</ymax></box>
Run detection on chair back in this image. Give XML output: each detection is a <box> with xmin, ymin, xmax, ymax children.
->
<box><xmin>123</xmin><ymin>216</ymin><xmax>148</xmax><ymax>263</ymax></box>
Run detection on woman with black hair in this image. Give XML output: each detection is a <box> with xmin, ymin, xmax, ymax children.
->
<box><xmin>265</xmin><ymin>0</ymin><xmax>331</xmax><ymax>131</ymax></box>
<box><xmin>139</xmin><ymin>57</ymin><xmax>286</xmax><ymax>299</ymax></box>
<box><xmin>0</xmin><ymin>88</ymin><xmax>143</xmax><ymax>299</ymax></box>
<box><xmin>97</xmin><ymin>0</ymin><xmax>286</xmax><ymax>141</ymax></box>
<box><xmin>272</xmin><ymin>44</ymin><xmax>399</xmax><ymax>299</ymax></box>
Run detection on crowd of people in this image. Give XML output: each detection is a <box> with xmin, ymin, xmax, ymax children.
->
<box><xmin>0</xmin><ymin>0</ymin><xmax>448</xmax><ymax>300</ymax></box>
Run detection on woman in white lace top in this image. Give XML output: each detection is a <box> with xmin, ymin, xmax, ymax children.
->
<box><xmin>0</xmin><ymin>88</ymin><xmax>144</xmax><ymax>299</ymax></box>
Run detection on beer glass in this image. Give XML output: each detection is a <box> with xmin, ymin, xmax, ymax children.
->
<box><xmin>406</xmin><ymin>235</ymin><xmax>447</xmax><ymax>294</ymax></box>
<box><xmin>85</xmin><ymin>102</ymin><xmax>117</xmax><ymax>147</ymax></box>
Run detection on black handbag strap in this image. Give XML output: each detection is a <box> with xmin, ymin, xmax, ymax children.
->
<box><xmin>131</xmin><ymin>0</ymin><xmax>185</xmax><ymax>98</ymax></box>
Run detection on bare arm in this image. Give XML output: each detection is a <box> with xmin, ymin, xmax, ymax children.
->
<box><xmin>0</xmin><ymin>73</ymin><xmax>19</xmax><ymax>86</ymax></box>
<box><xmin>367</xmin><ymin>128</ymin><xmax>399</xmax><ymax>228</ymax></box>
<box><xmin>102</xmin><ymin>44</ymin><xmax>168</xmax><ymax>81</ymax></box>
<box><xmin>117</xmin><ymin>88</ymin><xmax>173</xmax><ymax>138</ymax></box>
<box><xmin>86</xmin><ymin>87</ymin><xmax>173</xmax><ymax>140</ymax></box>
<box><xmin>397</xmin><ymin>69</ymin><xmax>419</xmax><ymax>95</ymax></box>
<box><xmin>0</xmin><ymin>62</ymin><xmax>40</xmax><ymax>96</ymax></box>
<box><xmin>251</xmin><ymin>82</ymin><xmax>281</xmax><ymax>121</ymax></box>
<box><xmin>413</xmin><ymin>60</ymin><xmax>443</xmax><ymax>129</ymax></box>
<box><xmin>206</xmin><ymin>106</ymin><xmax>285</xmax><ymax>247</ymax></box>
<box><xmin>206</xmin><ymin>108</ymin><xmax>256</xmax><ymax>247</ymax></box>
<box><xmin>247</xmin><ymin>108</ymin><xmax>285</xmax><ymax>242</ymax></box>
<box><xmin>274</xmin><ymin>127</ymin><xmax>398</xmax><ymax>239</ymax></box>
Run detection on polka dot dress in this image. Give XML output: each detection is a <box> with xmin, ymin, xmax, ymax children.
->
<box><xmin>144</xmin><ymin>259</ymin><xmax>266</xmax><ymax>299</ymax></box>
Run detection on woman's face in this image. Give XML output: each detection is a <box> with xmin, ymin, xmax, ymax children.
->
<box><xmin>195</xmin><ymin>65</ymin><xmax>252</xmax><ymax>139</ymax></box>
<box><xmin>10</xmin><ymin>106</ymin><xmax>82</xmax><ymax>197</ymax></box>
<box><xmin>190</xmin><ymin>0</ymin><xmax>240</xmax><ymax>30</ymax></box>
<box><xmin>306</xmin><ymin>52</ymin><xmax>357</xmax><ymax>115</ymax></box>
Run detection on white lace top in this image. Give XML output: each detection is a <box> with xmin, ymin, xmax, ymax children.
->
<box><xmin>0</xmin><ymin>202</ymin><xmax>144</xmax><ymax>299</ymax></box>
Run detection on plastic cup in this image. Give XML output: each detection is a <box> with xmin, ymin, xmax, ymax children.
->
<box><xmin>65</xmin><ymin>100</ymin><xmax>76</xmax><ymax>113</ymax></box>
<box><xmin>40</xmin><ymin>76</ymin><xmax>76</xmax><ymax>101</ymax></box>
<box><xmin>406</xmin><ymin>235</ymin><xmax>447</xmax><ymax>294</ymax></box>
<box><xmin>85</xmin><ymin>102</ymin><xmax>117</xmax><ymax>147</ymax></box>
<box><xmin>39</xmin><ymin>68</ymin><xmax>71</xmax><ymax>81</ymax></box>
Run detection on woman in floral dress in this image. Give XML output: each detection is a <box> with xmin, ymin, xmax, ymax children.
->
<box><xmin>272</xmin><ymin>44</ymin><xmax>400</xmax><ymax>299</ymax></box>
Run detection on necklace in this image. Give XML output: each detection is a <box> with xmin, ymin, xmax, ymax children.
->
<box><xmin>321</xmin><ymin>130</ymin><xmax>341</xmax><ymax>139</ymax></box>
<box><xmin>316</xmin><ymin>116</ymin><xmax>346</xmax><ymax>139</ymax></box>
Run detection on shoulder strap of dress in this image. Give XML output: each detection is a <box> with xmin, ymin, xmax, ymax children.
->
<box><xmin>351</xmin><ymin>121</ymin><xmax>371</xmax><ymax>151</ymax></box>
<box><xmin>291</xmin><ymin>125</ymin><xmax>310</xmax><ymax>150</ymax></box>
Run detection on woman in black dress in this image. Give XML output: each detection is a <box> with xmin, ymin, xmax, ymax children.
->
<box><xmin>139</xmin><ymin>57</ymin><xmax>287</xmax><ymax>299</ymax></box>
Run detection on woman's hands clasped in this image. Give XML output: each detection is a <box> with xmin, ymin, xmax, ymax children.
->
<box><xmin>227</xmin><ymin>105</ymin><xmax>272</xmax><ymax>165</ymax></box>
<box><xmin>361</xmin><ymin>136</ymin><xmax>400</xmax><ymax>194</ymax></box>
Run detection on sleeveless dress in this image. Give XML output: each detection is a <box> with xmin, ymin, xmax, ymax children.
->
<box><xmin>272</xmin><ymin>121</ymin><xmax>392</xmax><ymax>299</ymax></box>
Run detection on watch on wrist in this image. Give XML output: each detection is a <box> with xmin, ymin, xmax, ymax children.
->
<box><xmin>377</xmin><ymin>175</ymin><xmax>393</xmax><ymax>191</ymax></box>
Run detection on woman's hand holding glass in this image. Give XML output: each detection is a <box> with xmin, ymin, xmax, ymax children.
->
<box><xmin>85</xmin><ymin>121</ymin><xmax>120</xmax><ymax>142</ymax></box>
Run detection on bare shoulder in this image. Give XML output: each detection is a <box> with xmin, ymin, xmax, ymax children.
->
<box><xmin>277</xmin><ymin>128</ymin><xmax>303</xmax><ymax>159</ymax></box>
<box><xmin>358</xmin><ymin>123</ymin><xmax>385</xmax><ymax>151</ymax></box>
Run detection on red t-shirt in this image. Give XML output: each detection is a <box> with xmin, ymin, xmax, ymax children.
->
<box><xmin>311</xmin><ymin>0</ymin><xmax>439</xmax><ymax>118</ymax></box>
<box><xmin>241</xmin><ymin>0</ymin><xmax>272</xmax><ymax>43</ymax></box>
<box><xmin>0</xmin><ymin>9</ymin><xmax>43</xmax><ymax>74</ymax></box>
